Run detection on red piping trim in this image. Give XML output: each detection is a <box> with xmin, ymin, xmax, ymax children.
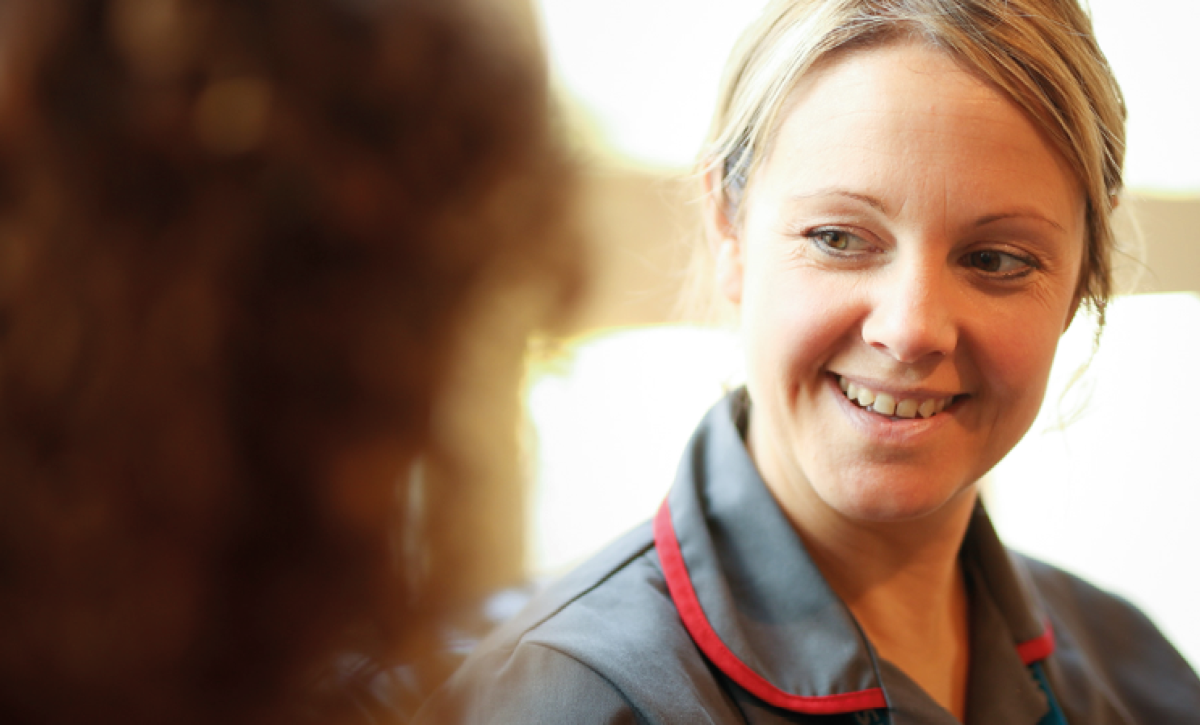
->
<box><xmin>653</xmin><ymin>502</ymin><xmax>888</xmax><ymax>715</ymax></box>
<box><xmin>1016</xmin><ymin>623</ymin><xmax>1055</xmax><ymax>665</ymax></box>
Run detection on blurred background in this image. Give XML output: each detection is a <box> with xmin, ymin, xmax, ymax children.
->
<box><xmin>519</xmin><ymin>0</ymin><xmax>1200</xmax><ymax>669</ymax></box>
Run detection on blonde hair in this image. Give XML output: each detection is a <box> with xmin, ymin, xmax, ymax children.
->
<box><xmin>702</xmin><ymin>0</ymin><xmax>1126</xmax><ymax>328</ymax></box>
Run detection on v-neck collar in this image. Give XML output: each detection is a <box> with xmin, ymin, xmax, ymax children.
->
<box><xmin>654</xmin><ymin>391</ymin><xmax>1055</xmax><ymax>722</ymax></box>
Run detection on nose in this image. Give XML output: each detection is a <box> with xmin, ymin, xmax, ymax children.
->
<box><xmin>860</xmin><ymin>259</ymin><xmax>958</xmax><ymax>364</ymax></box>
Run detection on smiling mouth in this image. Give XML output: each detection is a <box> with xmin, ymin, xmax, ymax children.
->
<box><xmin>836</xmin><ymin>375</ymin><xmax>959</xmax><ymax>420</ymax></box>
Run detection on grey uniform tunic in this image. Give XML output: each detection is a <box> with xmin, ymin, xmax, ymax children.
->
<box><xmin>417</xmin><ymin>391</ymin><xmax>1200</xmax><ymax>724</ymax></box>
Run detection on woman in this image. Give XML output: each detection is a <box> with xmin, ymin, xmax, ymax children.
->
<box><xmin>0</xmin><ymin>0</ymin><xmax>581</xmax><ymax>723</ymax></box>
<box><xmin>420</xmin><ymin>0</ymin><xmax>1200</xmax><ymax>723</ymax></box>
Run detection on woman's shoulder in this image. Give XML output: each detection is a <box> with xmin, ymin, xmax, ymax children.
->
<box><xmin>1013</xmin><ymin>551</ymin><xmax>1178</xmax><ymax>656</ymax></box>
<box><xmin>1011</xmin><ymin>552</ymin><xmax>1200</xmax><ymax>720</ymax></box>
<box><xmin>416</xmin><ymin>520</ymin><xmax>736</xmax><ymax>723</ymax></box>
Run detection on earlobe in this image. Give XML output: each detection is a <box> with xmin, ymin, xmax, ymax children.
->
<box><xmin>715</xmin><ymin>238</ymin><xmax>744</xmax><ymax>304</ymax></box>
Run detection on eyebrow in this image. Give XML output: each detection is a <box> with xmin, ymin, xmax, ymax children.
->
<box><xmin>789</xmin><ymin>189</ymin><xmax>890</xmax><ymax>214</ymax></box>
<box><xmin>791</xmin><ymin>189</ymin><xmax>1066</xmax><ymax>232</ymax></box>
<box><xmin>973</xmin><ymin>210</ymin><xmax>1065</xmax><ymax>232</ymax></box>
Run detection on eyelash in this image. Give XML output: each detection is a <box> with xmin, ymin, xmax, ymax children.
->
<box><xmin>803</xmin><ymin>227</ymin><xmax>874</xmax><ymax>255</ymax></box>
<box><xmin>804</xmin><ymin>226</ymin><xmax>1041</xmax><ymax>280</ymax></box>
<box><xmin>960</xmin><ymin>249</ymin><xmax>1039</xmax><ymax>279</ymax></box>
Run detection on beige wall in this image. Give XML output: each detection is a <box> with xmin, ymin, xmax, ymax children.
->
<box><xmin>1127</xmin><ymin>195</ymin><xmax>1200</xmax><ymax>294</ymax></box>
<box><xmin>567</xmin><ymin>165</ymin><xmax>702</xmax><ymax>331</ymax></box>
<box><xmin>567</xmin><ymin>162</ymin><xmax>1200</xmax><ymax>332</ymax></box>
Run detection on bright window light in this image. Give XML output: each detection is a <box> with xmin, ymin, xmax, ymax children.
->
<box><xmin>535</xmin><ymin>0</ymin><xmax>1200</xmax><ymax>192</ymax></box>
<box><xmin>535</xmin><ymin>0</ymin><xmax>768</xmax><ymax>169</ymax></box>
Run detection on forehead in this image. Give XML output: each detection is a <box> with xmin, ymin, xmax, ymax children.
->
<box><xmin>753</xmin><ymin>40</ymin><xmax>1083</xmax><ymax>227</ymax></box>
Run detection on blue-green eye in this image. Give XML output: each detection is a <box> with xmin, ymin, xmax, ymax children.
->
<box><xmin>807</xmin><ymin>228</ymin><xmax>869</xmax><ymax>253</ymax></box>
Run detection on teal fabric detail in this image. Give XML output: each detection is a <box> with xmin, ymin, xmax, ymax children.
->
<box><xmin>866</xmin><ymin>662</ymin><xmax>1065</xmax><ymax>724</ymax></box>
<box><xmin>1030</xmin><ymin>661</ymin><xmax>1068</xmax><ymax>725</ymax></box>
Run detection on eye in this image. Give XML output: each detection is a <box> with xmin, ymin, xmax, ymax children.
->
<box><xmin>805</xmin><ymin>228</ymin><xmax>872</xmax><ymax>254</ymax></box>
<box><xmin>963</xmin><ymin>249</ymin><xmax>1035</xmax><ymax>277</ymax></box>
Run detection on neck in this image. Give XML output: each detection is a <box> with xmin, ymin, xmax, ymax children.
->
<box><xmin>806</xmin><ymin>499</ymin><xmax>974</xmax><ymax>720</ymax></box>
<box><xmin>787</xmin><ymin>485</ymin><xmax>977</xmax><ymax>721</ymax></box>
<box><xmin>744</xmin><ymin>405</ymin><xmax>980</xmax><ymax>720</ymax></box>
<box><xmin>814</xmin><ymin>520</ymin><xmax>972</xmax><ymax>720</ymax></box>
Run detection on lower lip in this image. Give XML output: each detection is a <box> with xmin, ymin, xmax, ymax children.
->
<box><xmin>827</xmin><ymin>375</ymin><xmax>959</xmax><ymax>445</ymax></box>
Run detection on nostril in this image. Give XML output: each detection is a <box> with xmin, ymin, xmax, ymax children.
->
<box><xmin>862</xmin><ymin>314</ymin><xmax>956</xmax><ymax>363</ymax></box>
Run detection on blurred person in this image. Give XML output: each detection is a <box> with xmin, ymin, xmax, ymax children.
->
<box><xmin>420</xmin><ymin>0</ymin><xmax>1200</xmax><ymax>723</ymax></box>
<box><xmin>0</xmin><ymin>0</ymin><xmax>582</xmax><ymax>723</ymax></box>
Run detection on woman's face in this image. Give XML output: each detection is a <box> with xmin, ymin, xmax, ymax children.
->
<box><xmin>714</xmin><ymin>41</ymin><xmax>1085</xmax><ymax>528</ymax></box>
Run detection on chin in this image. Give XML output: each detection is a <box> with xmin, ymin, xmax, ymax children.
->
<box><xmin>816</xmin><ymin>471</ymin><xmax>979</xmax><ymax>525</ymax></box>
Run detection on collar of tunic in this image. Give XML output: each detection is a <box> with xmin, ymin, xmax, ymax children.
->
<box><xmin>654</xmin><ymin>390</ymin><xmax>1055</xmax><ymax>722</ymax></box>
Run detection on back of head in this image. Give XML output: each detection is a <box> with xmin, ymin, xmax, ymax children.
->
<box><xmin>0</xmin><ymin>0</ymin><xmax>581</xmax><ymax>722</ymax></box>
<box><xmin>705</xmin><ymin>0</ymin><xmax>1125</xmax><ymax>327</ymax></box>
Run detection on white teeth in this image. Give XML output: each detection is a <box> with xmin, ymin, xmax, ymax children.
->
<box><xmin>836</xmin><ymin>375</ymin><xmax>955</xmax><ymax>420</ymax></box>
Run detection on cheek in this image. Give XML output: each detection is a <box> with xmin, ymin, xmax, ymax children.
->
<box><xmin>740</xmin><ymin>267</ymin><xmax>859</xmax><ymax>390</ymax></box>
<box><xmin>973</xmin><ymin>306</ymin><xmax>1064</xmax><ymax>427</ymax></box>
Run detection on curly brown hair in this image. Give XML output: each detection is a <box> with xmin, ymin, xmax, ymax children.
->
<box><xmin>0</xmin><ymin>0</ymin><xmax>582</xmax><ymax>722</ymax></box>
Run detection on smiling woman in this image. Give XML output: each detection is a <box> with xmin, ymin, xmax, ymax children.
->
<box><xmin>716</xmin><ymin>42</ymin><xmax>1088</xmax><ymax>715</ymax></box>
<box><xmin>421</xmin><ymin>1</ymin><xmax>1200</xmax><ymax>723</ymax></box>
<box><xmin>726</xmin><ymin>42</ymin><xmax>1085</xmax><ymax>528</ymax></box>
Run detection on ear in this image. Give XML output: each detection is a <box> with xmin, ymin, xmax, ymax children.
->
<box><xmin>702</xmin><ymin>169</ymin><xmax>744</xmax><ymax>305</ymax></box>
